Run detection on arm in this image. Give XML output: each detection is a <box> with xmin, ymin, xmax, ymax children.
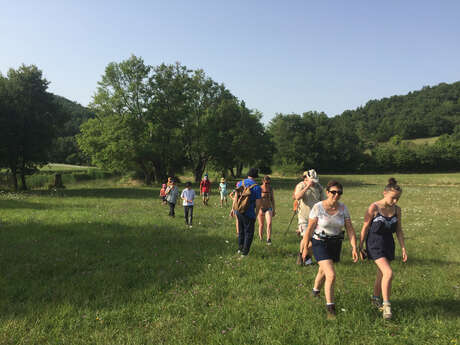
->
<box><xmin>271</xmin><ymin>189</ymin><xmax>276</xmax><ymax>217</ymax></box>
<box><xmin>359</xmin><ymin>204</ymin><xmax>377</xmax><ymax>260</ymax></box>
<box><xmin>294</xmin><ymin>180</ymin><xmax>313</xmax><ymax>200</ymax></box>
<box><xmin>255</xmin><ymin>198</ymin><xmax>262</xmax><ymax>218</ymax></box>
<box><xmin>395</xmin><ymin>207</ymin><xmax>407</xmax><ymax>262</ymax></box>
<box><xmin>345</xmin><ymin>218</ymin><xmax>358</xmax><ymax>262</ymax></box>
<box><xmin>301</xmin><ymin>218</ymin><xmax>318</xmax><ymax>259</ymax></box>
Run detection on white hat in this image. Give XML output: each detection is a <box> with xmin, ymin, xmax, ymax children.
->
<box><xmin>304</xmin><ymin>169</ymin><xmax>319</xmax><ymax>183</ymax></box>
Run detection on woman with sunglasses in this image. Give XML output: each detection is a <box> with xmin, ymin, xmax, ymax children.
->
<box><xmin>359</xmin><ymin>178</ymin><xmax>407</xmax><ymax>320</ymax></box>
<box><xmin>301</xmin><ymin>180</ymin><xmax>358</xmax><ymax>319</ymax></box>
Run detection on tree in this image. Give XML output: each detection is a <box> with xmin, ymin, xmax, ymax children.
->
<box><xmin>0</xmin><ymin>65</ymin><xmax>60</xmax><ymax>190</ymax></box>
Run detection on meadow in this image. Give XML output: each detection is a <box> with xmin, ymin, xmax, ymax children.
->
<box><xmin>0</xmin><ymin>173</ymin><xmax>459</xmax><ymax>345</ymax></box>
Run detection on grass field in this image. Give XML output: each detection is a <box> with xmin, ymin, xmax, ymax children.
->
<box><xmin>0</xmin><ymin>174</ymin><xmax>459</xmax><ymax>344</ymax></box>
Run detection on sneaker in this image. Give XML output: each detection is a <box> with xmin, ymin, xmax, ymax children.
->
<box><xmin>312</xmin><ymin>289</ymin><xmax>320</xmax><ymax>298</ymax></box>
<box><xmin>296</xmin><ymin>253</ymin><xmax>304</xmax><ymax>266</ymax></box>
<box><xmin>382</xmin><ymin>303</ymin><xmax>392</xmax><ymax>320</ymax></box>
<box><xmin>189</xmin><ymin>225</ymin><xmax>193</xmax><ymax>229</ymax></box>
<box><xmin>371</xmin><ymin>296</ymin><xmax>383</xmax><ymax>309</ymax></box>
<box><xmin>304</xmin><ymin>257</ymin><xmax>313</xmax><ymax>265</ymax></box>
<box><xmin>266</xmin><ymin>239</ymin><xmax>272</xmax><ymax>245</ymax></box>
<box><xmin>326</xmin><ymin>304</ymin><xmax>336</xmax><ymax>320</ymax></box>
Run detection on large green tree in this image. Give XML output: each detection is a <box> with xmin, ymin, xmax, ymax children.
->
<box><xmin>0</xmin><ymin>65</ymin><xmax>60</xmax><ymax>190</ymax></box>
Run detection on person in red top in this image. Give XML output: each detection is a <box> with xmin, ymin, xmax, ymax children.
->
<box><xmin>200</xmin><ymin>174</ymin><xmax>211</xmax><ymax>206</ymax></box>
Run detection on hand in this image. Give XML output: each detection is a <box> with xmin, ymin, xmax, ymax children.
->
<box><xmin>359</xmin><ymin>247</ymin><xmax>367</xmax><ymax>261</ymax></box>
<box><xmin>352</xmin><ymin>248</ymin><xmax>358</xmax><ymax>262</ymax></box>
<box><xmin>305</xmin><ymin>180</ymin><xmax>313</xmax><ymax>189</ymax></box>
<box><xmin>272</xmin><ymin>210</ymin><xmax>276</xmax><ymax>217</ymax></box>
<box><xmin>402</xmin><ymin>248</ymin><xmax>408</xmax><ymax>262</ymax></box>
<box><xmin>229</xmin><ymin>209</ymin><xmax>234</xmax><ymax>218</ymax></box>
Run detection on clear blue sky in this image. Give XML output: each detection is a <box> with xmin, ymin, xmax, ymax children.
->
<box><xmin>1</xmin><ymin>0</ymin><xmax>459</xmax><ymax>123</ymax></box>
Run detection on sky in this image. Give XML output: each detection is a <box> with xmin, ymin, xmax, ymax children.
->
<box><xmin>1</xmin><ymin>0</ymin><xmax>459</xmax><ymax>123</ymax></box>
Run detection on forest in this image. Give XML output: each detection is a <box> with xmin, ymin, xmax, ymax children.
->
<box><xmin>1</xmin><ymin>57</ymin><xmax>459</xmax><ymax>190</ymax></box>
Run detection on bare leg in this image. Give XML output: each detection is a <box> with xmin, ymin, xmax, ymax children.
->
<box><xmin>317</xmin><ymin>260</ymin><xmax>336</xmax><ymax>304</ymax></box>
<box><xmin>374</xmin><ymin>258</ymin><xmax>393</xmax><ymax>302</ymax></box>
<box><xmin>373</xmin><ymin>268</ymin><xmax>383</xmax><ymax>297</ymax></box>
<box><xmin>314</xmin><ymin>266</ymin><xmax>326</xmax><ymax>291</ymax></box>
<box><xmin>258</xmin><ymin>210</ymin><xmax>264</xmax><ymax>240</ymax></box>
<box><xmin>265</xmin><ymin>210</ymin><xmax>272</xmax><ymax>241</ymax></box>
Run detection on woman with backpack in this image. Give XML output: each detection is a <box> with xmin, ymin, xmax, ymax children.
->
<box><xmin>258</xmin><ymin>175</ymin><xmax>275</xmax><ymax>245</ymax></box>
<box><xmin>301</xmin><ymin>180</ymin><xmax>358</xmax><ymax>319</ymax></box>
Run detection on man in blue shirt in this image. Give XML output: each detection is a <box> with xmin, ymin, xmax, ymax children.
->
<box><xmin>236</xmin><ymin>168</ymin><xmax>262</xmax><ymax>257</ymax></box>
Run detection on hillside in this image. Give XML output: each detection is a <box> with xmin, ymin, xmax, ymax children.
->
<box><xmin>339</xmin><ymin>81</ymin><xmax>460</xmax><ymax>143</ymax></box>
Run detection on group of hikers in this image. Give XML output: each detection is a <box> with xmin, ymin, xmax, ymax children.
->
<box><xmin>158</xmin><ymin>168</ymin><xmax>407</xmax><ymax>320</ymax></box>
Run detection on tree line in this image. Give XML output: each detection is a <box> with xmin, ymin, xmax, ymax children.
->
<box><xmin>1</xmin><ymin>58</ymin><xmax>459</xmax><ymax>190</ymax></box>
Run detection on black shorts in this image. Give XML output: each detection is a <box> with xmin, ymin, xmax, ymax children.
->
<box><xmin>312</xmin><ymin>238</ymin><xmax>343</xmax><ymax>263</ymax></box>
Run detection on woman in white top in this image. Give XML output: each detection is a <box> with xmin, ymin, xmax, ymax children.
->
<box><xmin>301</xmin><ymin>180</ymin><xmax>358</xmax><ymax>319</ymax></box>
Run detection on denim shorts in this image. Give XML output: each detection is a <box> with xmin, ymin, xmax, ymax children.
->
<box><xmin>312</xmin><ymin>238</ymin><xmax>342</xmax><ymax>263</ymax></box>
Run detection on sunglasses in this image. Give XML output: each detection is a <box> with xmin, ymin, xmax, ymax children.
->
<box><xmin>328</xmin><ymin>190</ymin><xmax>343</xmax><ymax>196</ymax></box>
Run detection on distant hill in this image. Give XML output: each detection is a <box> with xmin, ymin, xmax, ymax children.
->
<box><xmin>339</xmin><ymin>81</ymin><xmax>460</xmax><ymax>143</ymax></box>
<box><xmin>49</xmin><ymin>95</ymin><xmax>94</xmax><ymax>165</ymax></box>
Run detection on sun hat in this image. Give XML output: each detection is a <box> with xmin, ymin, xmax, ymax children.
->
<box><xmin>303</xmin><ymin>169</ymin><xmax>319</xmax><ymax>183</ymax></box>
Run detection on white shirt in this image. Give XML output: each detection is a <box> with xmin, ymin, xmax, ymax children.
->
<box><xmin>309</xmin><ymin>201</ymin><xmax>350</xmax><ymax>236</ymax></box>
<box><xmin>181</xmin><ymin>189</ymin><xmax>195</xmax><ymax>206</ymax></box>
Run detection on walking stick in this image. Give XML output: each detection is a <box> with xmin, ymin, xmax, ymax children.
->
<box><xmin>284</xmin><ymin>200</ymin><xmax>298</xmax><ymax>236</ymax></box>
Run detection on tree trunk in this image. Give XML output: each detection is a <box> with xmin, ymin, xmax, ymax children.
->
<box><xmin>153</xmin><ymin>163</ymin><xmax>168</xmax><ymax>184</ymax></box>
<box><xmin>10</xmin><ymin>171</ymin><xmax>18</xmax><ymax>191</ymax></box>
<box><xmin>194</xmin><ymin>158</ymin><xmax>207</xmax><ymax>183</ymax></box>
<box><xmin>236</xmin><ymin>163</ymin><xmax>244</xmax><ymax>178</ymax></box>
<box><xmin>53</xmin><ymin>174</ymin><xmax>64</xmax><ymax>188</ymax></box>
<box><xmin>20</xmin><ymin>171</ymin><xmax>27</xmax><ymax>191</ymax></box>
<box><xmin>228</xmin><ymin>168</ymin><xmax>236</xmax><ymax>178</ymax></box>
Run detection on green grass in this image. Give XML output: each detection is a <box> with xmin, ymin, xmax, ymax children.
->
<box><xmin>402</xmin><ymin>137</ymin><xmax>440</xmax><ymax>146</ymax></box>
<box><xmin>0</xmin><ymin>175</ymin><xmax>459</xmax><ymax>344</ymax></box>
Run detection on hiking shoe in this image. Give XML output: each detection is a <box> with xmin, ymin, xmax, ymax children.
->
<box><xmin>371</xmin><ymin>296</ymin><xmax>383</xmax><ymax>309</ymax></box>
<box><xmin>312</xmin><ymin>289</ymin><xmax>320</xmax><ymax>298</ymax></box>
<box><xmin>326</xmin><ymin>304</ymin><xmax>336</xmax><ymax>320</ymax></box>
<box><xmin>382</xmin><ymin>303</ymin><xmax>392</xmax><ymax>320</ymax></box>
<box><xmin>296</xmin><ymin>253</ymin><xmax>304</xmax><ymax>266</ymax></box>
<box><xmin>266</xmin><ymin>239</ymin><xmax>272</xmax><ymax>245</ymax></box>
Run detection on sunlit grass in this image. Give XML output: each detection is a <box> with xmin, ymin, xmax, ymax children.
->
<box><xmin>0</xmin><ymin>174</ymin><xmax>459</xmax><ymax>344</ymax></box>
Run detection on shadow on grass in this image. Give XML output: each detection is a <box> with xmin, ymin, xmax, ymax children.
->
<box><xmin>397</xmin><ymin>298</ymin><xmax>460</xmax><ymax>318</ymax></box>
<box><xmin>0</xmin><ymin>198</ymin><xmax>54</xmax><ymax>210</ymax></box>
<box><xmin>0</xmin><ymin>220</ymin><xmax>229</xmax><ymax>318</ymax></box>
<box><xmin>26</xmin><ymin>187</ymin><xmax>157</xmax><ymax>200</ymax></box>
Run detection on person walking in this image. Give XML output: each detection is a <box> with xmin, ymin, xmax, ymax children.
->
<box><xmin>359</xmin><ymin>178</ymin><xmax>407</xmax><ymax>320</ymax></box>
<box><xmin>229</xmin><ymin>182</ymin><xmax>240</xmax><ymax>235</ymax></box>
<box><xmin>219</xmin><ymin>178</ymin><xmax>228</xmax><ymax>207</ymax></box>
<box><xmin>258</xmin><ymin>175</ymin><xmax>275</xmax><ymax>245</ymax></box>
<box><xmin>301</xmin><ymin>180</ymin><xmax>358</xmax><ymax>319</ymax></box>
<box><xmin>200</xmin><ymin>174</ymin><xmax>211</xmax><ymax>206</ymax></box>
<box><xmin>295</xmin><ymin>170</ymin><xmax>326</xmax><ymax>265</ymax></box>
<box><xmin>181</xmin><ymin>182</ymin><xmax>195</xmax><ymax>228</ymax></box>
<box><xmin>165</xmin><ymin>179</ymin><xmax>179</xmax><ymax>217</ymax></box>
<box><xmin>159</xmin><ymin>183</ymin><xmax>167</xmax><ymax>205</ymax></box>
<box><xmin>234</xmin><ymin>168</ymin><xmax>262</xmax><ymax>258</ymax></box>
